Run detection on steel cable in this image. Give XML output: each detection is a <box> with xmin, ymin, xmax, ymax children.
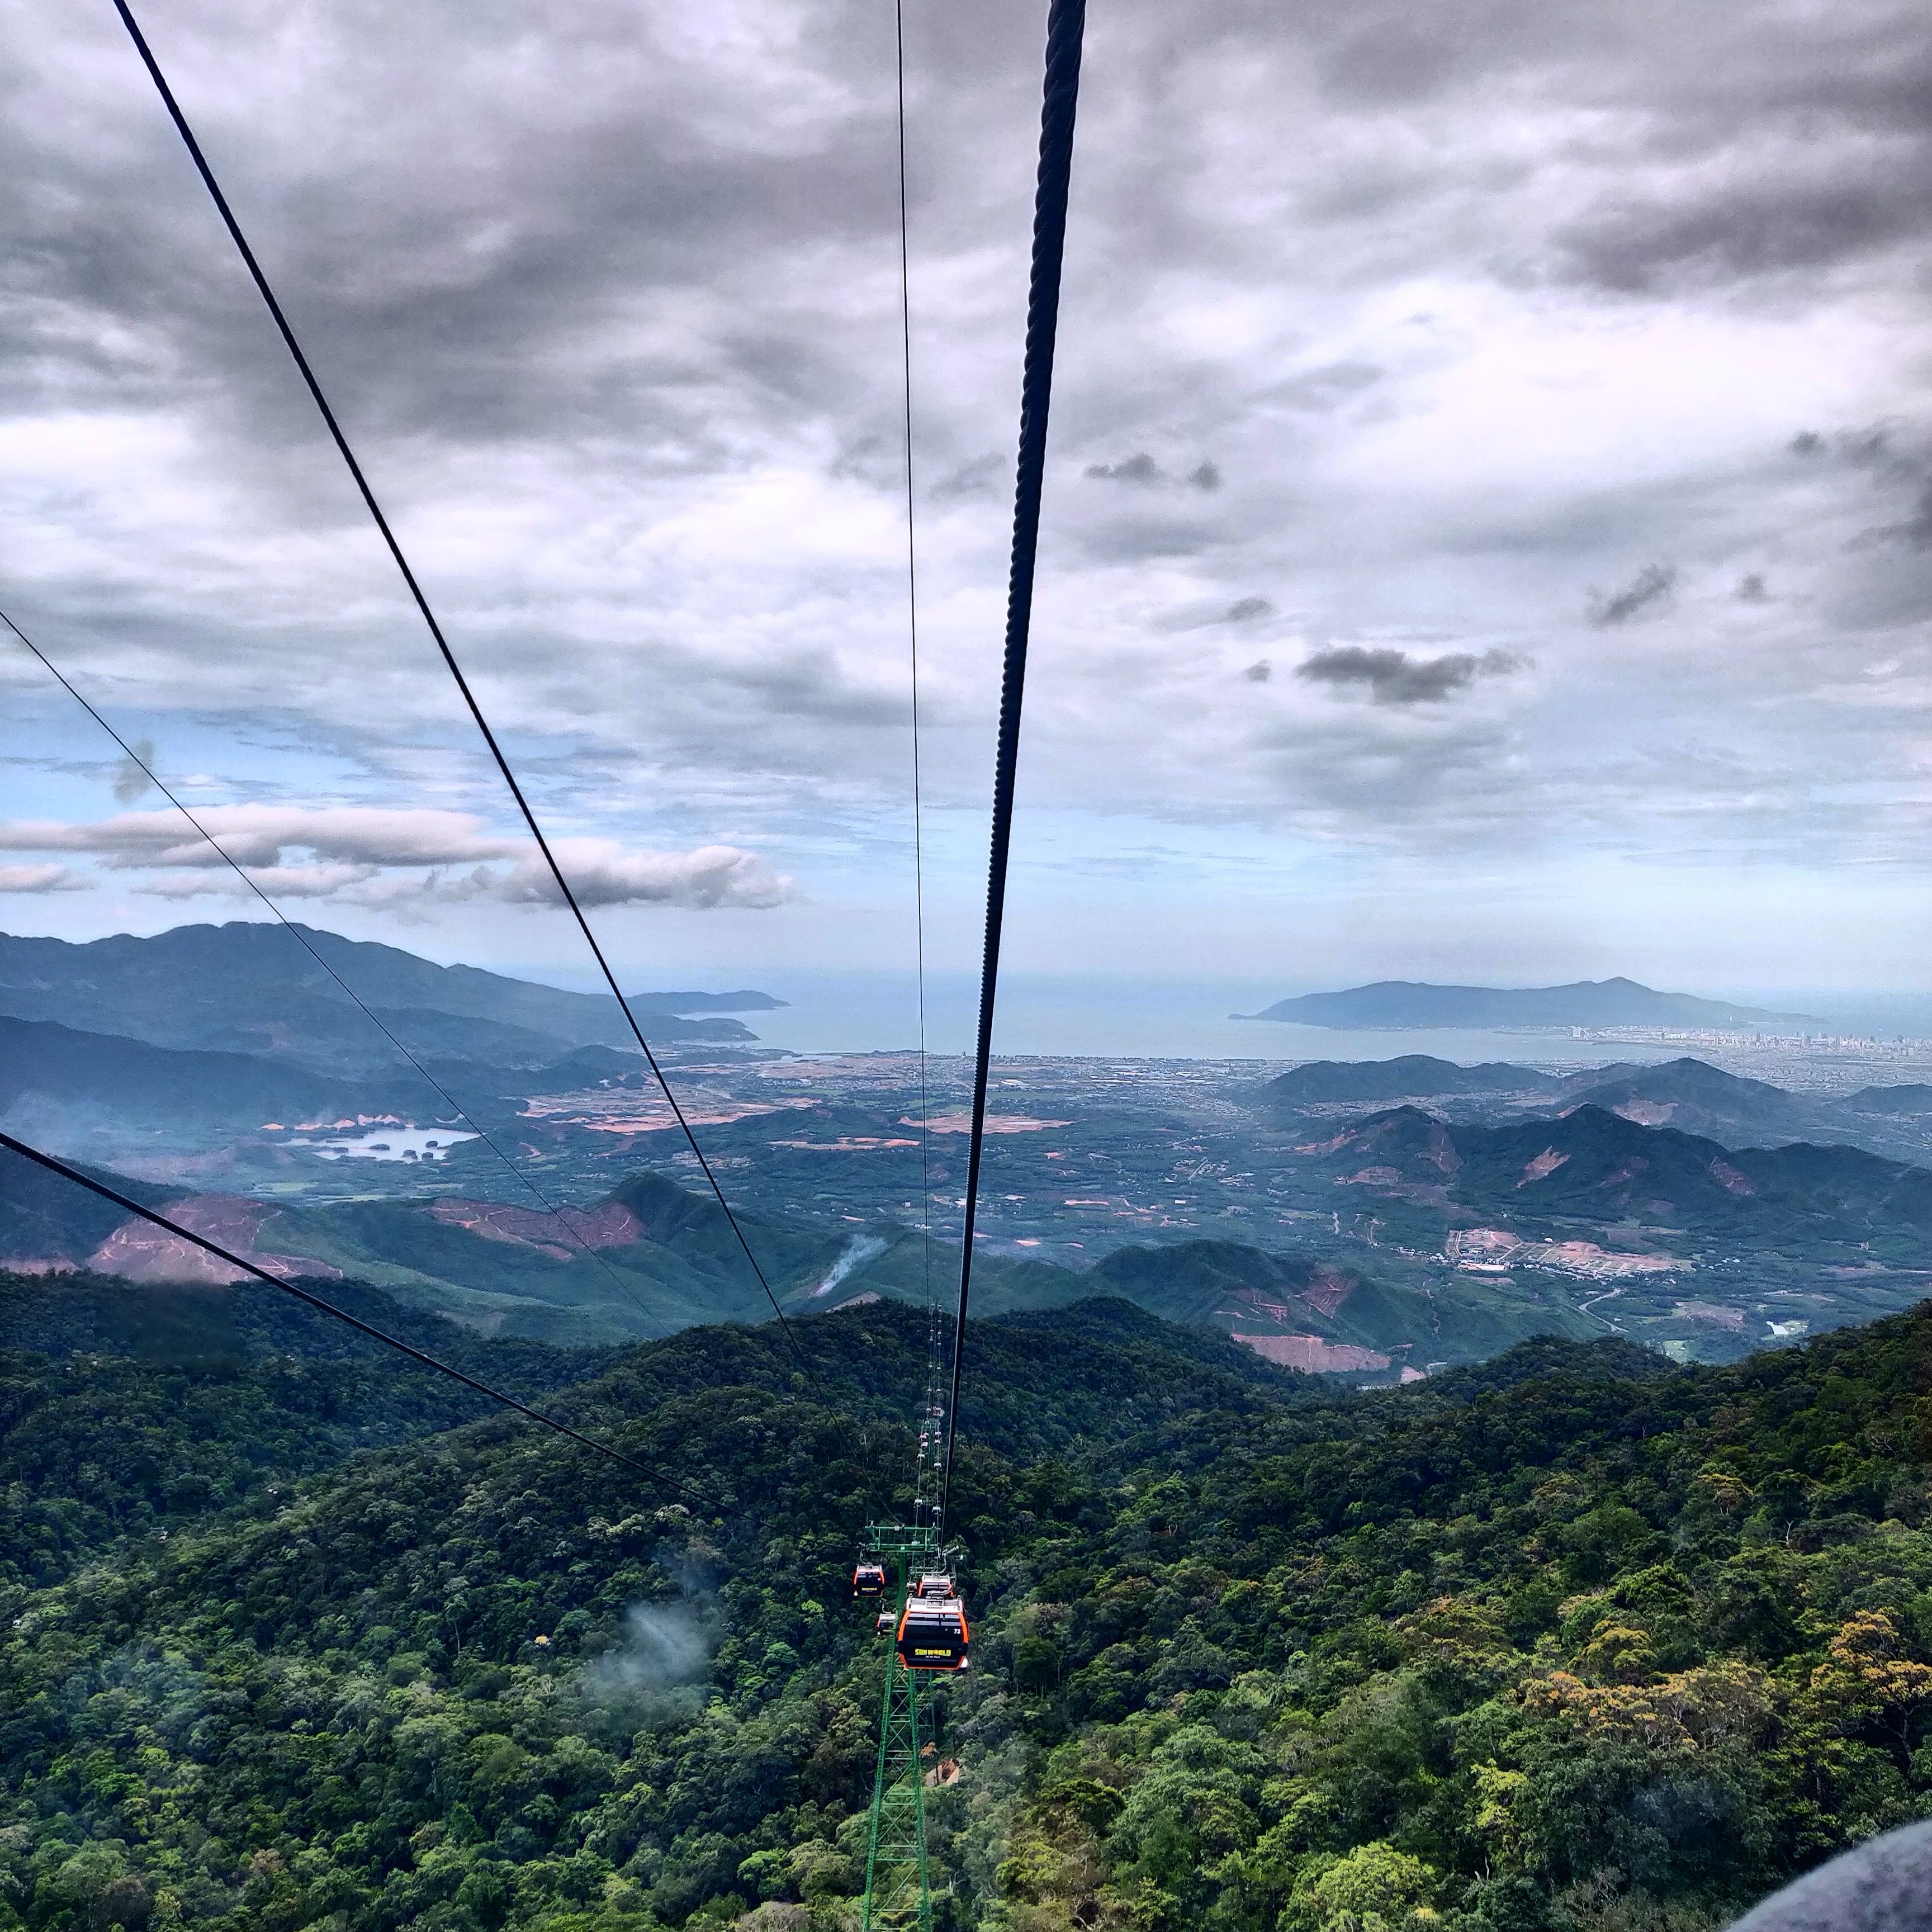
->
<box><xmin>892</xmin><ymin>0</ymin><xmax>944</xmax><ymax>1523</ymax></box>
<box><xmin>2</xmin><ymin>605</ymin><xmax>681</xmax><ymax>1347</ymax></box>
<box><xmin>939</xmin><ymin>0</ymin><xmax>1086</xmax><ymax>1535</ymax></box>
<box><xmin>0</xmin><ymin>1129</ymin><xmax>717</xmax><ymax>1505</ymax></box>
<box><xmin>108</xmin><ymin>0</ymin><xmax>816</xmax><ymax>1388</ymax></box>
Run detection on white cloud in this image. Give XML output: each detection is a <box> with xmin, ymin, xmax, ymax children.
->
<box><xmin>504</xmin><ymin>840</ymin><xmax>795</xmax><ymax>910</ymax></box>
<box><xmin>0</xmin><ymin>806</ymin><xmax>792</xmax><ymax>910</ymax></box>
<box><xmin>0</xmin><ymin>805</ymin><xmax>521</xmax><ymax>871</ymax></box>
<box><xmin>0</xmin><ymin>863</ymin><xmax>81</xmax><ymax>893</ymax></box>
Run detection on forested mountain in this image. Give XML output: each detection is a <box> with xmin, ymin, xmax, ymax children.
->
<box><xmin>0</xmin><ymin>1013</ymin><xmax>385</xmax><ymax>1145</ymax></box>
<box><xmin>0</xmin><ymin>924</ymin><xmax>775</xmax><ymax>1075</ymax></box>
<box><xmin>1294</xmin><ymin>1102</ymin><xmax>1932</xmax><ymax>1254</ymax></box>
<box><xmin>1546</xmin><ymin>1059</ymin><xmax>1807</xmax><ymax>1141</ymax></box>
<box><xmin>1258</xmin><ymin>1059</ymin><xmax>1559</xmax><ymax>1109</ymax></box>
<box><xmin>3</xmin><ymin>1285</ymin><xmax>1929</xmax><ymax>1932</ymax></box>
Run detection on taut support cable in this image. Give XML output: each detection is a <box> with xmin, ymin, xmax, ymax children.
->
<box><xmin>894</xmin><ymin>0</ymin><xmax>935</xmax><ymax>1333</ymax></box>
<box><xmin>939</xmin><ymin>0</ymin><xmax>1086</xmax><ymax>1533</ymax></box>
<box><xmin>0</xmin><ymin>1129</ymin><xmax>714</xmax><ymax>1504</ymax></box>
<box><xmin>2</xmin><ymin>605</ymin><xmax>674</xmax><ymax>1344</ymax></box>
<box><xmin>108</xmin><ymin>0</ymin><xmax>815</xmax><ymax>1389</ymax></box>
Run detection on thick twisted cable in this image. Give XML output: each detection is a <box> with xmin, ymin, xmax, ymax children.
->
<box><xmin>939</xmin><ymin>0</ymin><xmax>1086</xmax><ymax>1533</ymax></box>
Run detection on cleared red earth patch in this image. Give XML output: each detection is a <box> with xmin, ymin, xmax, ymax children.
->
<box><xmin>1234</xmin><ymin>1333</ymin><xmax>1391</xmax><ymax>1373</ymax></box>
<box><xmin>88</xmin><ymin>1195</ymin><xmax>338</xmax><ymax>1285</ymax></box>
<box><xmin>1300</xmin><ymin>1265</ymin><xmax>1358</xmax><ymax>1319</ymax></box>
<box><xmin>429</xmin><ymin>1198</ymin><xmax>646</xmax><ymax>1258</ymax></box>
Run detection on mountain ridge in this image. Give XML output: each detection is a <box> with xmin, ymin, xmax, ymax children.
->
<box><xmin>1243</xmin><ymin>974</ymin><xmax>1821</xmax><ymax>1030</ymax></box>
<box><xmin>1260</xmin><ymin>1053</ymin><xmax>1561</xmax><ymax>1106</ymax></box>
<box><xmin>0</xmin><ymin>922</ymin><xmax>779</xmax><ymax>1073</ymax></box>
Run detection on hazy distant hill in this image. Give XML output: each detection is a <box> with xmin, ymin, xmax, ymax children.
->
<box><xmin>1547</xmin><ymin>1055</ymin><xmax>1812</xmax><ymax>1139</ymax></box>
<box><xmin>1256</xmin><ymin>1054</ymin><xmax>1932</xmax><ymax>1166</ymax></box>
<box><xmin>1082</xmin><ymin>1237</ymin><xmax>1589</xmax><ymax>1363</ymax></box>
<box><xmin>1244</xmin><ymin>976</ymin><xmax>1817</xmax><ymax>1030</ymax></box>
<box><xmin>0</xmin><ymin>1008</ymin><xmax>678</xmax><ymax>1162</ymax></box>
<box><xmin>1262</xmin><ymin>1054</ymin><xmax>1560</xmax><ymax>1107</ymax></box>
<box><xmin>0</xmin><ymin>1141</ymin><xmax>1070</xmax><ymax>1344</ymax></box>
<box><xmin>0</xmin><ymin>922</ymin><xmax>779</xmax><ymax>1074</ymax></box>
<box><xmin>0</xmin><ymin>1012</ymin><xmax>381</xmax><ymax>1142</ymax></box>
<box><xmin>1840</xmin><ymin>1083</ymin><xmax>1932</xmax><ymax>1117</ymax></box>
<box><xmin>1525</xmin><ymin>1057</ymin><xmax>1932</xmax><ymax>1160</ymax></box>
<box><xmin>1295</xmin><ymin>1101</ymin><xmax>1932</xmax><ymax>1252</ymax></box>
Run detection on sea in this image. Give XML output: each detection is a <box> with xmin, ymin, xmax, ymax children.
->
<box><xmin>710</xmin><ymin>970</ymin><xmax>1688</xmax><ymax>1069</ymax></box>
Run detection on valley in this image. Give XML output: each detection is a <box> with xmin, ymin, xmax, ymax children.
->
<box><xmin>9</xmin><ymin>925</ymin><xmax>1932</xmax><ymax>1375</ymax></box>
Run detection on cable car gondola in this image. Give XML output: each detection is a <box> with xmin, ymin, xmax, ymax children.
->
<box><xmin>853</xmin><ymin>1561</ymin><xmax>887</xmax><ymax>1602</ymax></box>
<box><xmin>896</xmin><ymin>1581</ymin><xmax>969</xmax><ymax>1672</ymax></box>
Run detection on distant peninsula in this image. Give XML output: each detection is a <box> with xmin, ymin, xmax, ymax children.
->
<box><xmin>1238</xmin><ymin>977</ymin><xmax>1822</xmax><ymax>1031</ymax></box>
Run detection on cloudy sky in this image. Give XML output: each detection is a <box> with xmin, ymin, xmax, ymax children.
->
<box><xmin>3</xmin><ymin>0</ymin><xmax>1931</xmax><ymax>1007</ymax></box>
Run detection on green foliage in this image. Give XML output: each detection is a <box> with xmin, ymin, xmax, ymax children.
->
<box><xmin>2</xmin><ymin>1292</ymin><xmax>1931</xmax><ymax>1932</ymax></box>
<box><xmin>0</xmin><ymin>1268</ymin><xmax>615</xmax><ymax>1590</ymax></box>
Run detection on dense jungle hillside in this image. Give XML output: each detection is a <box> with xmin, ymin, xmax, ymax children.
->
<box><xmin>2</xmin><ymin>1281</ymin><xmax>1931</xmax><ymax>1932</ymax></box>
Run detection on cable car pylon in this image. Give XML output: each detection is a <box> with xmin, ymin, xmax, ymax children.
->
<box><xmin>859</xmin><ymin>1526</ymin><xmax>945</xmax><ymax>1932</ymax></box>
<box><xmin>856</xmin><ymin>1327</ymin><xmax>955</xmax><ymax>1931</ymax></box>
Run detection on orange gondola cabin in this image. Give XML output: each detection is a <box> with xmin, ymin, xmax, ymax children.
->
<box><xmin>895</xmin><ymin>1573</ymin><xmax>969</xmax><ymax>1671</ymax></box>
<box><xmin>852</xmin><ymin>1561</ymin><xmax>887</xmax><ymax>1602</ymax></box>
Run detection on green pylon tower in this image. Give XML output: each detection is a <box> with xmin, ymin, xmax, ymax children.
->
<box><xmin>860</xmin><ymin>1526</ymin><xmax>942</xmax><ymax>1932</ymax></box>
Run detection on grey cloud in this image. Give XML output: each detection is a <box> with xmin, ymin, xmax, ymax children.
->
<box><xmin>1085</xmin><ymin>453</ymin><xmax>1164</xmax><ymax>486</ymax></box>
<box><xmin>1081</xmin><ymin>454</ymin><xmax>1223</xmax><ymax>492</ymax></box>
<box><xmin>1295</xmin><ymin>645</ymin><xmax>1529</xmax><ymax>706</ymax></box>
<box><xmin>111</xmin><ymin>740</ymin><xmax>157</xmax><ymax>804</ymax></box>
<box><xmin>1244</xmin><ymin>694</ymin><xmax>1528</xmax><ymax>839</ymax></box>
<box><xmin>1557</xmin><ymin>179</ymin><xmax>1930</xmax><ymax>293</ymax></box>
<box><xmin>1782</xmin><ymin>423</ymin><xmax>1932</xmax><ymax>550</ymax></box>
<box><xmin>1736</xmin><ymin>574</ymin><xmax>1770</xmax><ymax>604</ymax></box>
<box><xmin>1588</xmin><ymin>565</ymin><xmax>1679</xmax><ymax>626</ymax></box>
<box><xmin>1897</xmin><ymin>484</ymin><xmax>1932</xmax><ymax>550</ymax></box>
<box><xmin>1075</xmin><ymin>516</ymin><xmax>1212</xmax><ymax>562</ymax></box>
<box><xmin>1225</xmin><ymin>596</ymin><xmax>1274</xmax><ymax>623</ymax></box>
<box><xmin>1242</xmin><ymin>660</ymin><xmax>1272</xmax><ymax>683</ymax></box>
<box><xmin>1267</xmin><ymin>361</ymin><xmax>1384</xmax><ymax>411</ymax></box>
<box><xmin>931</xmin><ymin>453</ymin><xmax>1004</xmax><ymax>499</ymax></box>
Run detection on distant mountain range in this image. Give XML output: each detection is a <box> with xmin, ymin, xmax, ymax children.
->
<box><xmin>1259</xmin><ymin>1052</ymin><xmax>1932</xmax><ymax>1162</ymax></box>
<box><xmin>1242</xmin><ymin>977</ymin><xmax>1820</xmax><ymax>1031</ymax></box>
<box><xmin>1289</xmin><ymin>1100</ymin><xmax>1932</xmax><ymax>1253</ymax></box>
<box><xmin>0</xmin><ymin>921</ymin><xmax>783</xmax><ymax>1077</ymax></box>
